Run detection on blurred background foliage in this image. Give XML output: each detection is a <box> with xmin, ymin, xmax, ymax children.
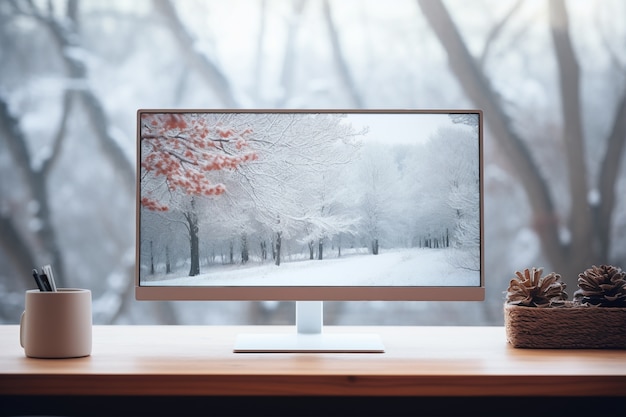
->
<box><xmin>1</xmin><ymin>0</ymin><xmax>625</xmax><ymax>325</ymax></box>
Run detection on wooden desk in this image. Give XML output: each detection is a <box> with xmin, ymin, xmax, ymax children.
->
<box><xmin>1</xmin><ymin>325</ymin><xmax>625</xmax><ymax>416</ymax></box>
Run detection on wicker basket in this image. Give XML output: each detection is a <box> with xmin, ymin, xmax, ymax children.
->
<box><xmin>504</xmin><ymin>303</ymin><xmax>626</xmax><ymax>349</ymax></box>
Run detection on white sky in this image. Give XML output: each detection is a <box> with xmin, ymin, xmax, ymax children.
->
<box><xmin>344</xmin><ymin>112</ymin><xmax>460</xmax><ymax>145</ymax></box>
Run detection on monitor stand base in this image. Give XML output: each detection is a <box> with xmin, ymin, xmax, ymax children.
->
<box><xmin>233</xmin><ymin>332</ymin><xmax>385</xmax><ymax>353</ymax></box>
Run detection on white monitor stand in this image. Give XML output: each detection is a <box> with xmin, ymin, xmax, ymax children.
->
<box><xmin>233</xmin><ymin>301</ymin><xmax>385</xmax><ymax>353</ymax></box>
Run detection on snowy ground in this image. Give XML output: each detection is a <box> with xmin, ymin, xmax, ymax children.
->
<box><xmin>142</xmin><ymin>247</ymin><xmax>479</xmax><ymax>287</ymax></box>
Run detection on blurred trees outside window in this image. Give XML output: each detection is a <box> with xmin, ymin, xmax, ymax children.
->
<box><xmin>1</xmin><ymin>0</ymin><xmax>625</xmax><ymax>325</ymax></box>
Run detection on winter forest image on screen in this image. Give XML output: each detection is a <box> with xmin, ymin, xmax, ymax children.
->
<box><xmin>139</xmin><ymin>112</ymin><xmax>480</xmax><ymax>287</ymax></box>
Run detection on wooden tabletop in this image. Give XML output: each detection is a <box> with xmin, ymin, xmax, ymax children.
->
<box><xmin>1</xmin><ymin>325</ymin><xmax>625</xmax><ymax>397</ymax></box>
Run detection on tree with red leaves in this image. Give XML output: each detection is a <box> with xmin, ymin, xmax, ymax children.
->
<box><xmin>140</xmin><ymin>112</ymin><xmax>257</xmax><ymax>276</ymax></box>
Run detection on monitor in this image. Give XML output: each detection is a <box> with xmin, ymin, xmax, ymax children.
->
<box><xmin>136</xmin><ymin>109</ymin><xmax>484</xmax><ymax>352</ymax></box>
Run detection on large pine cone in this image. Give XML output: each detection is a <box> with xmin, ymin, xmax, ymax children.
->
<box><xmin>574</xmin><ymin>265</ymin><xmax>626</xmax><ymax>307</ymax></box>
<box><xmin>506</xmin><ymin>267</ymin><xmax>568</xmax><ymax>307</ymax></box>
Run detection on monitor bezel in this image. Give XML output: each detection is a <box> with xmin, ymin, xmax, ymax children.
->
<box><xmin>135</xmin><ymin>109</ymin><xmax>484</xmax><ymax>302</ymax></box>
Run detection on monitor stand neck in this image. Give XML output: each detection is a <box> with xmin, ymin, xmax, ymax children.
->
<box><xmin>233</xmin><ymin>301</ymin><xmax>385</xmax><ymax>353</ymax></box>
<box><xmin>296</xmin><ymin>300</ymin><xmax>323</xmax><ymax>334</ymax></box>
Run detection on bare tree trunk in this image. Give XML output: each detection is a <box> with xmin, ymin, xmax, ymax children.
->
<box><xmin>318</xmin><ymin>239</ymin><xmax>323</xmax><ymax>260</ymax></box>
<box><xmin>596</xmin><ymin>90</ymin><xmax>626</xmax><ymax>259</ymax></box>
<box><xmin>166</xmin><ymin>244</ymin><xmax>172</xmax><ymax>274</ymax></box>
<box><xmin>241</xmin><ymin>234</ymin><xmax>249</xmax><ymax>264</ymax></box>
<box><xmin>0</xmin><ymin>93</ymin><xmax>67</xmax><ymax>286</ymax></box>
<box><xmin>153</xmin><ymin>0</ymin><xmax>239</xmax><ymax>108</ymax></box>
<box><xmin>417</xmin><ymin>0</ymin><xmax>567</xmax><ymax>283</ymax></box>
<box><xmin>32</xmin><ymin>0</ymin><xmax>136</xmax><ymax>194</ymax></box>
<box><xmin>252</xmin><ymin>0</ymin><xmax>268</xmax><ymax>103</ymax></box>
<box><xmin>478</xmin><ymin>0</ymin><xmax>524</xmax><ymax>69</ymax></box>
<box><xmin>185</xmin><ymin>199</ymin><xmax>200</xmax><ymax>276</ymax></box>
<box><xmin>275</xmin><ymin>0</ymin><xmax>307</xmax><ymax>107</ymax></box>
<box><xmin>275</xmin><ymin>232</ymin><xmax>282</xmax><ymax>266</ymax></box>
<box><xmin>0</xmin><ymin>215</ymin><xmax>37</xmax><ymax>289</ymax></box>
<box><xmin>548</xmin><ymin>0</ymin><xmax>594</xmax><ymax>270</ymax></box>
<box><xmin>323</xmin><ymin>0</ymin><xmax>365</xmax><ymax>107</ymax></box>
<box><xmin>417</xmin><ymin>0</ymin><xmax>626</xmax><ymax>289</ymax></box>
<box><xmin>24</xmin><ymin>0</ymin><xmax>136</xmax><ymax>318</ymax></box>
<box><xmin>150</xmin><ymin>241</ymin><xmax>155</xmax><ymax>275</ymax></box>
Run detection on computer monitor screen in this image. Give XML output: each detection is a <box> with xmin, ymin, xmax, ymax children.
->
<box><xmin>135</xmin><ymin>109</ymin><xmax>484</xmax><ymax>351</ymax></box>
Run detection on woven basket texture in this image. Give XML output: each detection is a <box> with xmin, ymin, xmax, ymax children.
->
<box><xmin>504</xmin><ymin>303</ymin><xmax>626</xmax><ymax>349</ymax></box>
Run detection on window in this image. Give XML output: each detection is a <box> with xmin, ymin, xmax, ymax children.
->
<box><xmin>1</xmin><ymin>0</ymin><xmax>624</xmax><ymax>326</ymax></box>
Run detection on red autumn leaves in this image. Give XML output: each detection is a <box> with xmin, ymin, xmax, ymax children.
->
<box><xmin>140</xmin><ymin>113</ymin><xmax>258</xmax><ymax>211</ymax></box>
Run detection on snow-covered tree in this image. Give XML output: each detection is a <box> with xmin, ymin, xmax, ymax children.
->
<box><xmin>350</xmin><ymin>142</ymin><xmax>405</xmax><ymax>255</ymax></box>
<box><xmin>140</xmin><ymin>113</ymin><xmax>258</xmax><ymax>210</ymax></box>
<box><xmin>401</xmin><ymin>122</ymin><xmax>479</xmax><ymax>258</ymax></box>
<box><xmin>447</xmin><ymin>115</ymin><xmax>481</xmax><ymax>270</ymax></box>
<box><xmin>226</xmin><ymin>112</ymin><xmax>364</xmax><ymax>266</ymax></box>
<box><xmin>440</xmin><ymin>127</ymin><xmax>480</xmax><ymax>270</ymax></box>
<box><xmin>140</xmin><ymin>112</ymin><xmax>258</xmax><ymax>275</ymax></box>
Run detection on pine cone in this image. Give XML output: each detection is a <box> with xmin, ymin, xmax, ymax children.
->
<box><xmin>506</xmin><ymin>267</ymin><xmax>568</xmax><ymax>307</ymax></box>
<box><xmin>574</xmin><ymin>264</ymin><xmax>626</xmax><ymax>307</ymax></box>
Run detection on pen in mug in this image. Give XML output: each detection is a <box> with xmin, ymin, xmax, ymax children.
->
<box><xmin>39</xmin><ymin>272</ymin><xmax>53</xmax><ymax>292</ymax></box>
<box><xmin>31</xmin><ymin>269</ymin><xmax>46</xmax><ymax>292</ymax></box>
<box><xmin>41</xmin><ymin>264</ymin><xmax>57</xmax><ymax>292</ymax></box>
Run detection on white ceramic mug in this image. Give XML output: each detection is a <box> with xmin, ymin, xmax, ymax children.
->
<box><xmin>20</xmin><ymin>288</ymin><xmax>92</xmax><ymax>358</ymax></box>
